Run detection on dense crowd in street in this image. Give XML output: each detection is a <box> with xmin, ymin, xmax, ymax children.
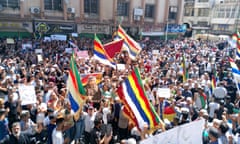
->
<box><xmin>0</xmin><ymin>35</ymin><xmax>239</xmax><ymax>144</ymax></box>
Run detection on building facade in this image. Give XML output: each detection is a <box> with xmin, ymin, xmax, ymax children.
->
<box><xmin>182</xmin><ymin>0</ymin><xmax>240</xmax><ymax>35</ymax></box>
<box><xmin>0</xmin><ymin>0</ymin><xmax>184</xmax><ymax>37</ymax></box>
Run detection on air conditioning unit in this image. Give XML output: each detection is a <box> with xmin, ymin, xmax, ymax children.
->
<box><xmin>67</xmin><ymin>8</ymin><xmax>75</xmax><ymax>13</ymax></box>
<box><xmin>215</xmin><ymin>0</ymin><xmax>224</xmax><ymax>4</ymax></box>
<box><xmin>30</xmin><ymin>7</ymin><xmax>40</xmax><ymax>14</ymax></box>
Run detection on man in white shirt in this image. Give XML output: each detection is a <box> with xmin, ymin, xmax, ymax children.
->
<box><xmin>213</xmin><ymin>82</ymin><xmax>227</xmax><ymax>99</ymax></box>
<box><xmin>83</xmin><ymin>105</ymin><xmax>97</xmax><ymax>144</ymax></box>
<box><xmin>52</xmin><ymin>116</ymin><xmax>64</xmax><ymax>144</ymax></box>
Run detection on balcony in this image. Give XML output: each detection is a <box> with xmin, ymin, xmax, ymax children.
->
<box><xmin>0</xmin><ymin>7</ymin><xmax>20</xmax><ymax>17</ymax></box>
<box><xmin>44</xmin><ymin>10</ymin><xmax>64</xmax><ymax>20</ymax></box>
<box><xmin>194</xmin><ymin>2</ymin><xmax>211</xmax><ymax>8</ymax></box>
<box><xmin>192</xmin><ymin>24</ymin><xmax>210</xmax><ymax>30</ymax></box>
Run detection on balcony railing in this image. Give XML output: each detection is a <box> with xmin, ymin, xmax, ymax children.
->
<box><xmin>0</xmin><ymin>7</ymin><xmax>20</xmax><ymax>17</ymax></box>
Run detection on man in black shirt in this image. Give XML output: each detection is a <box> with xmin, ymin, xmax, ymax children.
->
<box><xmin>4</xmin><ymin>93</ymin><xmax>21</xmax><ymax>128</ymax></box>
<box><xmin>90</xmin><ymin>118</ymin><xmax>112</xmax><ymax>144</ymax></box>
<box><xmin>0</xmin><ymin>122</ymin><xmax>31</xmax><ymax>144</ymax></box>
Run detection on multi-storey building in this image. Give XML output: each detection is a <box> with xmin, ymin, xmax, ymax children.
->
<box><xmin>211</xmin><ymin>0</ymin><xmax>240</xmax><ymax>35</ymax></box>
<box><xmin>182</xmin><ymin>0</ymin><xmax>240</xmax><ymax>35</ymax></box>
<box><xmin>0</xmin><ymin>0</ymin><xmax>184</xmax><ymax>38</ymax></box>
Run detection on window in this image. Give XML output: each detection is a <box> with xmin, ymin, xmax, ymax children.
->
<box><xmin>198</xmin><ymin>8</ymin><xmax>209</xmax><ymax>17</ymax></box>
<box><xmin>0</xmin><ymin>0</ymin><xmax>19</xmax><ymax>8</ymax></box>
<box><xmin>225</xmin><ymin>7</ymin><xmax>231</xmax><ymax>18</ymax></box>
<box><xmin>198</xmin><ymin>0</ymin><xmax>208</xmax><ymax>2</ymax></box>
<box><xmin>218</xmin><ymin>8</ymin><xmax>225</xmax><ymax>18</ymax></box>
<box><xmin>44</xmin><ymin>0</ymin><xmax>62</xmax><ymax>10</ymax></box>
<box><xmin>84</xmin><ymin>0</ymin><xmax>99</xmax><ymax>14</ymax></box>
<box><xmin>169</xmin><ymin>6</ymin><xmax>177</xmax><ymax>19</ymax></box>
<box><xmin>184</xmin><ymin>7</ymin><xmax>194</xmax><ymax>16</ymax></box>
<box><xmin>197</xmin><ymin>21</ymin><xmax>208</xmax><ymax>26</ymax></box>
<box><xmin>231</xmin><ymin>7</ymin><xmax>236</xmax><ymax>18</ymax></box>
<box><xmin>117</xmin><ymin>1</ymin><xmax>129</xmax><ymax>16</ymax></box>
<box><xmin>145</xmin><ymin>4</ymin><xmax>154</xmax><ymax>18</ymax></box>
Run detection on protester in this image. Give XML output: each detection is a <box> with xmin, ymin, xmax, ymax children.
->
<box><xmin>0</xmin><ymin>35</ymin><xmax>239</xmax><ymax>144</ymax></box>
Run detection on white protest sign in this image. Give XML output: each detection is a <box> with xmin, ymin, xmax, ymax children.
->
<box><xmin>44</xmin><ymin>36</ymin><xmax>51</xmax><ymax>42</ymax></box>
<box><xmin>37</xmin><ymin>54</ymin><xmax>43</xmax><ymax>63</ymax></box>
<box><xmin>76</xmin><ymin>50</ymin><xmax>89</xmax><ymax>59</ymax></box>
<box><xmin>51</xmin><ymin>34</ymin><xmax>67</xmax><ymax>41</ymax></box>
<box><xmin>117</xmin><ymin>64</ymin><xmax>126</xmax><ymax>70</ymax></box>
<box><xmin>35</xmin><ymin>49</ymin><xmax>43</xmax><ymax>54</ymax></box>
<box><xmin>152</xmin><ymin>50</ymin><xmax>159</xmax><ymax>55</ymax></box>
<box><xmin>157</xmin><ymin>88</ymin><xmax>171</xmax><ymax>98</ymax></box>
<box><xmin>18</xmin><ymin>84</ymin><xmax>37</xmax><ymax>105</ymax></box>
<box><xmin>71</xmin><ymin>33</ymin><xmax>78</xmax><ymax>37</ymax></box>
<box><xmin>140</xmin><ymin>119</ymin><xmax>204</xmax><ymax>144</ymax></box>
<box><xmin>7</xmin><ymin>38</ymin><xmax>14</xmax><ymax>44</ymax></box>
<box><xmin>22</xmin><ymin>43</ymin><xmax>32</xmax><ymax>50</ymax></box>
<box><xmin>65</xmin><ymin>48</ymin><xmax>73</xmax><ymax>54</ymax></box>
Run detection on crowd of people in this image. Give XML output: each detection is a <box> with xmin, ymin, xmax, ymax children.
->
<box><xmin>0</xmin><ymin>35</ymin><xmax>239</xmax><ymax>144</ymax></box>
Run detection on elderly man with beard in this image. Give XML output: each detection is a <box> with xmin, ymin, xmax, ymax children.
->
<box><xmin>0</xmin><ymin>122</ymin><xmax>31</xmax><ymax>144</ymax></box>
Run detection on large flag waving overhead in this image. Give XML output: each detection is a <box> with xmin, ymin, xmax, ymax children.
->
<box><xmin>117</xmin><ymin>67</ymin><xmax>163</xmax><ymax>131</ymax></box>
<box><xmin>103</xmin><ymin>39</ymin><xmax>124</xmax><ymax>59</ymax></box>
<box><xmin>114</xmin><ymin>25</ymin><xmax>142</xmax><ymax>60</ymax></box>
<box><xmin>232</xmin><ymin>31</ymin><xmax>240</xmax><ymax>59</ymax></box>
<box><xmin>181</xmin><ymin>53</ymin><xmax>188</xmax><ymax>82</ymax></box>
<box><xmin>93</xmin><ymin>35</ymin><xmax>116</xmax><ymax>68</ymax></box>
<box><xmin>70</xmin><ymin>54</ymin><xmax>86</xmax><ymax>95</ymax></box>
<box><xmin>229</xmin><ymin>58</ymin><xmax>240</xmax><ymax>91</ymax></box>
<box><xmin>67</xmin><ymin>54</ymin><xmax>87</xmax><ymax>113</ymax></box>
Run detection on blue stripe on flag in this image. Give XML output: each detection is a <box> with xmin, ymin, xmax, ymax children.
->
<box><xmin>68</xmin><ymin>92</ymin><xmax>79</xmax><ymax>112</ymax></box>
<box><xmin>124</xmin><ymin>79</ymin><xmax>149</xmax><ymax>124</ymax></box>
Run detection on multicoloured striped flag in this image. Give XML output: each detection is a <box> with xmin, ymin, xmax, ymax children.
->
<box><xmin>211</xmin><ymin>64</ymin><xmax>217</xmax><ymax>91</ymax></box>
<box><xmin>67</xmin><ymin>54</ymin><xmax>87</xmax><ymax>113</ymax></box>
<box><xmin>69</xmin><ymin>53</ymin><xmax>86</xmax><ymax>95</ymax></box>
<box><xmin>163</xmin><ymin>106</ymin><xmax>176</xmax><ymax>122</ymax></box>
<box><xmin>116</xmin><ymin>67</ymin><xmax>163</xmax><ymax>131</ymax></box>
<box><xmin>114</xmin><ymin>25</ymin><xmax>142</xmax><ymax>60</ymax></box>
<box><xmin>232</xmin><ymin>31</ymin><xmax>240</xmax><ymax>59</ymax></box>
<box><xmin>80</xmin><ymin>73</ymin><xmax>103</xmax><ymax>86</ymax></box>
<box><xmin>93</xmin><ymin>35</ymin><xmax>116</xmax><ymax>68</ymax></box>
<box><xmin>67</xmin><ymin>70</ymin><xmax>87</xmax><ymax>113</ymax></box>
<box><xmin>229</xmin><ymin>58</ymin><xmax>240</xmax><ymax>91</ymax></box>
<box><xmin>199</xmin><ymin>91</ymin><xmax>207</xmax><ymax>109</ymax></box>
<box><xmin>181</xmin><ymin>53</ymin><xmax>188</xmax><ymax>82</ymax></box>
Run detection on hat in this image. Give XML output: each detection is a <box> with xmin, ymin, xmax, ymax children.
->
<box><xmin>220</xmin><ymin>100</ymin><xmax>225</xmax><ymax>105</ymax></box>
<box><xmin>226</xmin><ymin>96</ymin><xmax>231</xmax><ymax>99</ymax></box>
<box><xmin>208</xmin><ymin>127</ymin><xmax>219</xmax><ymax>138</ymax></box>
<box><xmin>126</xmin><ymin>138</ymin><xmax>137</xmax><ymax>144</ymax></box>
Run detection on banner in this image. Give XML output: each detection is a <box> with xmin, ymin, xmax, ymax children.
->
<box><xmin>35</xmin><ymin>49</ymin><xmax>43</xmax><ymax>54</ymax></box>
<box><xmin>51</xmin><ymin>34</ymin><xmax>67</xmax><ymax>41</ymax></box>
<box><xmin>140</xmin><ymin>119</ymin><xmax>204</xmax><ymax>144</ymax></box>
<box><xmin>18</xmin><ymin>85</ymin><xmax>37</xmax><ymax>105</ymax></box>
<box><xmin>6</xmin><ymin>38</ymin><xmax>14</xmax><ymax>44</ymax></box>
<box><xmin>76</xmin><ymin>50</ymin><xmax>89</xmax><ymax>59</ymax></box>
<box><xmin>65</xmin><ymin>48</ymin><xmax>73</xmax><ymax>54</ymax></box>
<box><xmin>22</xmin><ymin>43</ymin><xmax>32</xmax><ymax>50</ymax></box>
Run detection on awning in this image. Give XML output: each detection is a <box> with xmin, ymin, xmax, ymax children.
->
<box><xmin>0</xmin><ymin>31</ymin><xmax>32</xmax><ymax>38</ymax></box>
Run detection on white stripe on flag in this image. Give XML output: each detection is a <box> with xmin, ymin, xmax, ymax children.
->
<box><xmin>122</xmin><ymin>83</ymin><xmax>146</xmax><ymax>129</ymax></box>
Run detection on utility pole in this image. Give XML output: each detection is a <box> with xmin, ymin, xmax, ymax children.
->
<box><xmin>165</xmin><ymin>20</ymin><xmax>169</xmax><ymax>42</ymax></box>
